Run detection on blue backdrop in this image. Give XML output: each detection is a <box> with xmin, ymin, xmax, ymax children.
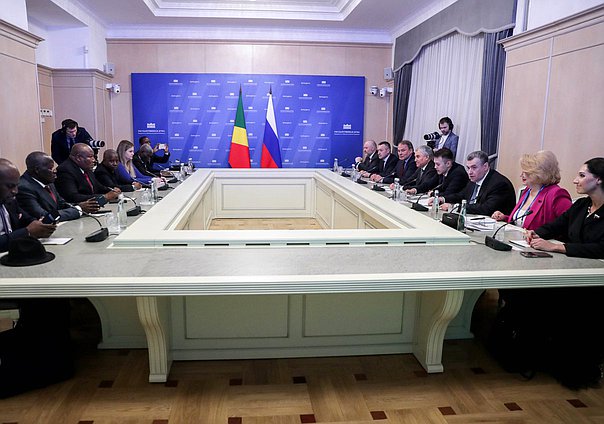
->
<box><xmin>131</xmin><ymin>73</ymin><xmax>365</xmax><ymax>168</ymax></box>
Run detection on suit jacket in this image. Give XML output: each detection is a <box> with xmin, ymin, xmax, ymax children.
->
<box><xmin>16</xmin><ymin>172</ymin><xmax>80</xmax><ymax>221</ymax></box>
<box><xmin>151</xmin><ymin>151</ymin><xmax>171</xmax><ymax>169</ymax></box>
<box><xmin>0</xmin><ymin>199</ymin><xmax>35</xmax><ymax>252</ymax></box>
<box><xmin>50</xmin><ymin>127</ymin><xmax>93</xmax><ymax>165</ymax></box>
<box><xmin>434</xmin><ymin>132</ymin><xmax>459</xmax><ymax>160</ymax></box>
<box><xmin>445</xmin><ymin>169</ymin><xmax>516</xmax><ymax>216</ymax></box>
<box><xmin>357</xmin><ymin>153</ymin><xmax>380</xmax><ymax>173</ymax></box>
<box><xmin>133</xmin><ymin>153</ymin><xmax>160</xmax><ymax>178</ymax></box>
<box><xmin>536</xmin><ymin>197</ymin><xmax>604</xmax><ymax>259</ymax></box>
<box><xmin>374</xmin><ymin>154</ymin><xmax>398</xmax><ymax>178</ymax></box>
<box><xmin>94</xmin><ymin>163</ymin><xmax>135</xmax><ymax>192</ymax></box>
<box><xmin>437</xmin><ymin>162</ymin><xmax>469</xmax><ymax>197</ymax></box>
<box><xmin>403</xmin><ymin>161</ymin><xmax>438</xmax><ymax>194</ymax></box>
<box><xmin>382</xmin><ymin>156</ymin><xmax>417</xmax><ymax>185</ymax></box>
<box><xmin>55</xmin><ymin>158</ymin><xmax>112</xmax><ymax>204</ymax></box>
<box><xmin>505</xmin><ymin>184</ymin><xmax>572</xmax><ymax>230</ymax></box>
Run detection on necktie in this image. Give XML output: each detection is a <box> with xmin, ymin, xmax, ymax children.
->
<box><xmin>470</xmin><ymin>184</ymin><xmax>480</xmax><ymax>204</ymax></box>
<box><xmin>68</xmin><ymin>137</ymin><xmax>74</xmax><ymax>150</ymax></box>
<box><xmin>418</xmin><ymin>168</ymin><xmax>423</xmax><ymax>181</ymax></box>
<box><xmin>84</xmin><ymin>173</ymin><xmax>94</xmax><ymax>193</ymax></box>
<box><xmin>0</xmin><ymin>205</ymin><xmax>11</xmax><ymax>235</ymax></box>
<box><xmin>45</xmin><ymin>186</ymin><xmax>57</xmax><ymax>204</ymax></box>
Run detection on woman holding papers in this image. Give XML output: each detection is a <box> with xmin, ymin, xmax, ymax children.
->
<box><xmin>526</xmin><ymin>157</ymin><xmax>604</xmax><ymax>259</ymax></box>
<box><xmin>492</xmin><ymin>151</ymin><xmax>571</xmax><ymax>230</ymax></box>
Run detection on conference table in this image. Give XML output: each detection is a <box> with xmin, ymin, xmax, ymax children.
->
<box><xmin>0</xmin><ymin>169</ymin><xmax>602</xmax><ymax>383</ymax></box>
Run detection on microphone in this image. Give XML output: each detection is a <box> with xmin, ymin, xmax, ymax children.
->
<box><xmin>83</xmin><ymin>213</ymin><xmax>109</xmax><ymax>242</ymax></box>
<box><xmin>122</xmin><ymin>194</ymin><xmax>142</xmax><ymax>216</ymax></box>
<box><xmin>485</xmin><ymin>209</ymin><xmax>534</xmax><ymax>251</ymax></box>
<box><xmin>411</xmin><ymin>193</ymin><xmax>429</xmax><ymax>211</ymax></box>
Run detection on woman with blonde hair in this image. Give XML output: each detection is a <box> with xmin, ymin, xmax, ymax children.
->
<box><xmin>492</xmin><ymin>150</ymin><xmax>571</xmax><ymax>230</ymax></box>
<box><xmin>116</xmin><ymin>139</ymin><xmax>151</xmax><ymax>185</ymax></box>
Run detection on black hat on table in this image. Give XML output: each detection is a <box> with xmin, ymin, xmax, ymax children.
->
<box><xmin>0</xmin><ymin>236</ymin><xmax>55</xmax><ymax>267</ymax></box>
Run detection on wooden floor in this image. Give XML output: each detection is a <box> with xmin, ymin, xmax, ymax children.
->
<box><xmin>1</xmin><ymin>291</ymin><xmax>603</xmax><ymax>424</ymax></box>
<box><xmin>208</xmin><ymin>218</ymin><xmax>324</xmax><ymax>230</ymax></box>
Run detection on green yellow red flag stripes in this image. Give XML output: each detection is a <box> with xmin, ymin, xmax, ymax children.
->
<box><xmin>228</xmin><ymin>87</ymin><xmax>251</xmax><ymax>168</ymax></box>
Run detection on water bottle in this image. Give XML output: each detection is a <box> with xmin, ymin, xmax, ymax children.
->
<box><xmin>431</xmin><ymin>189</ymin><xmax>440</xmax><ymax>219</ymax></box>
<box><xmin>393</xmin><ymin>178</ymin><xmax>400</xmax><ymax>201</ymax></box>
<box><xmin>151</xmin><ymin>179</ymin><xmax>158</xmax><ymax>204</ymax></box>
<box><xmin>187</xmin><ymin>157</ymin><xmax>194</xmax><ymax>174</ymax></box>
<box><xmin>179</xmin><ymin>162</ymin><xmax>186</xmax><ymax>180</ymax></box>
<box><xmin>351</xmin><ymin>164</ymin><xmax>358</xmax><ymax>181</ymax></box>
<box><xmin>333</xmin><ymin>158</ymin><xmax>339</xmax><ymax>172</ymax></box>
<box><xmin>457</xmin><ymin>199</ymin><xmax>467</xmax><ymax>232</ymax></box>
<box><xmin>117</xmin><ymin>194</ymin><xmax>127</xmax><ymax>230</ymax></box>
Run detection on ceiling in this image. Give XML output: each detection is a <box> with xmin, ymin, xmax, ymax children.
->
<box><xmin>25</xmin><ymin>0</ymin><xmax>455</xmax><ymax>43</ymax></box>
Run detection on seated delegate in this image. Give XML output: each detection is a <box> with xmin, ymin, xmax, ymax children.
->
<box><xmin>403</xmin><ymin>145</ymin><xmax>438</xmax><ymax>195</ymax></box>
<box><xmin>354</xmin><ymin>140</ymin><xmax>379</xmax><ymax>173</ymax></box>
<box><xmin>427</xmin><ymin>147</ymin><xmax>469</xmax><ymax>205</ymax></box>
<box><xmin>55</xmin><ymin>144</ymin><xmax>121</xmax><ymax>206</ymax></box>
<box><xmin>383</xmin><ymin>140</ymin><xmax>416</xmax><ymax>185</ymax></box>
<box><xmin>139</xmin><ymin>136</ymin><xmax>170</xmax><ymax>170</ymax></box>
<box><xmin>441</xmin><ymin>151</ymin><xmax>516</xmax><ymax>216</ymax></box>
<box><xmin>95</xmin><ymin>149</ymin><xmax>143</xmax><ymax>192</ymax></box>
<box><xmin>0</xmin><ymin>158</ymin><xmax>56</xmax><ymax>252</ymax></box>
<box><xmin>17</xmin><ymin>152</ymin><xmax>99</xmax><ymax>220</ymax></box>
<box><xmin>526</xmin><ymin>157</ymin><xmax>604</xmax><ymax>259</ymax></box>
<box><xmin>369</xmin><ymin>142</ymin><xmax>398</xmax><ymax>182</ymax></box>
<box><xmin>492</xmin><ymin>150</ymin><xmax>571</xmax><ymax>230</ymax></box>
<box><xmin>117</xmin><ymin>140</ymin><xmax>153</xmax><ymax>185</ymax></box>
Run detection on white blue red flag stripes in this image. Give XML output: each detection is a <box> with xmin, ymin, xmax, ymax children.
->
<box><xmin>260</xmin><ymin>88</ymin><xmax>282</xmax><ymax>168</ymax></box>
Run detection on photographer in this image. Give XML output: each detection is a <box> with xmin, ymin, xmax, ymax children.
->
<box><xmin>50</xmin><ymin>119</ymin><xmax>96</xmax><ymax>165</ymax></box>
<box><xmin>424</xmin><ymin>117</ymin><xmax>459</xmax><ymax>160</ymax></box>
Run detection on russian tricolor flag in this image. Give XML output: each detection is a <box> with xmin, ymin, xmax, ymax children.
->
<box><xmin>260</xmin><ymin>88</ymin><xmax>282</xmax><ymax>168</ymax></box>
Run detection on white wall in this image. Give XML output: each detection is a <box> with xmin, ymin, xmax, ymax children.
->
<box><xmin>517</xmin><ymin>0</ymin><xmax>604</xmax><ymax>32</ymax></box>
<box><xmin>28</xmin><ymin>19</ymin><xmax>50</xmax><ymax>66</ymax></box>
<box><xmin>0</xmin><ymin>0</ymin><xmax>28</xmax><ymax>30</ymax></box>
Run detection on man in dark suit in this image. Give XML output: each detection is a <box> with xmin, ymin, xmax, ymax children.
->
<box><xmin>369</xmin><ymin>142</ymin><xmax>398</xmax><ymax>182</ymax></box>
<box><xmin>94</xmin><ymin>149</ymin><xmax>142</xmax><ymax>192</ymax></box>
<box><xmin>403</xmin><ymin>145</ymin><xmax>439</xmax><ymax>194</ymax></box>
<box><xmin>139</xmin><ymin>136</ymin><xmax>171</xmax><ymax>170</ymax></box>
<box><xmin>442</xmin><ymin>151</ymin><xmax>516</xmax><ymax>216</ymax></box>
<box><xmin>427</xmin><ymin>148</ymin><xmax>469</xmax><ymax>207</ymax></box>
<box><xmin>133</xmin><ymin>144</ymin><xmax>161</xmax><ymax>178</ymax></box>
<box><xmin>0</xmin><ymin>159</ymin><xmax>56</xmax><ymax>252</ymax></box>
<box><xmin>50</xmin><ymin>119</ymin><xmax>94</xmax><ymax>165</ymax></box>
<box><xmin>383</xmin><ymin>140</ymin><xmax>417</xmax><ymax>185</ymax></box>
<box><xmin>55</xmin><ymin>144</ymin><xmax>121</xmax><ymax>206</ymax></box>
<box><xmin>355</xmin><ymin>140</ymin><xmax>379</xmax><ymax>174</ymax></box>
<box><xmin>17</xmin><ymin>152</ymin><xmax>99</xmax><ymax>222</ymax></box>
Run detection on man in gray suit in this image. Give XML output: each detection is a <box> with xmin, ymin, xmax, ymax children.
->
<box><xmin>17</xmin><ymin>152</ymin><xmax>98</xmax><ymax>221</ymax></box>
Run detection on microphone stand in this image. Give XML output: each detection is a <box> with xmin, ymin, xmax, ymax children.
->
<box><xmin>122</xmin><ymin>194</ymin><xmax>143</xmax><ymax>216</ymax></box>
<box><xmin>83</xmin><ymin>213</ymin><xmax>109</xmax><ymax>242</ymax></box>
<box><xmin>485</xmin><ymin>210</ymin><xmax>534</xmax><ymax>251</ymax></box>
<box><xmin>411</xmin><ymin>193</ymin><xmax>429</xmax><ymax>211</ymax></box>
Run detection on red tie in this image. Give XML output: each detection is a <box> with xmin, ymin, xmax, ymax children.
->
<box><xmin>45</xmin><ymin>186</ymin><xmax>57</xmax><ymax>204</ymax></box>
<box><xmin>84</xmin><ymin>173</ymin><xmax>94</xmax><ymax>192</ymax></box>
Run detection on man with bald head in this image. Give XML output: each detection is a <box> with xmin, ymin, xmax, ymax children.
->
<box><xmin>17</xmin><ymin>152</ymin><xmax>99</xmax><ymax>221</ymax></box>
<box><xmin>355</xmin><ymin>140</ymin><xmax>380</xmax><ymax>175</ymax></box>
<box><xmin>133</xmin><ymin>143</ymin><xmax>161</xmax><ymax>178</ymax></box>
<box><xmin>0</xmin><ymin>158</ymin><xmax>56</xmax><ymax>252</ymax></box>
<box><xmin>94</xmin><ymin>149</ymin><xmax>142</xmax><ymax>192</ymax></box>
<box><xmin>55</xmin><ymin>144</ymin><xmax>120</xmax><ymax>206</ymax></box>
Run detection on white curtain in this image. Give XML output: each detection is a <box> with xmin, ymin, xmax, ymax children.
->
<box><xmin>404</xmin><ymin>32</ymin><xmax>484</xmax><ymax>163</ymax></box>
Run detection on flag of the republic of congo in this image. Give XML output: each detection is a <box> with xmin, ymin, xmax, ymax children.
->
<box><xmin>228</xmin><ymin>87</ymin><xmax>251</xmax><ymax>168</ymax></box>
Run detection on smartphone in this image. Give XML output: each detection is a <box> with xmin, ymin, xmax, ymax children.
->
<box><xmin>42</xmin><ymin>212</ymin><xmax>60</xmax><ymax>224</ymax></box>
<box><xmin>157</xmin><ymin>143</ymin><xmax>166</xmax><ymax>150</ymax></box>
<box><xmin>520</xmin><ymin>251</ymin><xmax>553</xmax><ymax>258</ymax></box>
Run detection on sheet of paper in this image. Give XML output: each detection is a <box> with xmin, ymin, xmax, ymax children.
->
<box><xmin>39</xmin><ymin>237</ymin><xmax>72</xmax><ymax>245</ymax></box>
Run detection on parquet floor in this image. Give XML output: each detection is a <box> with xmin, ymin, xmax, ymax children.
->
<box><xmin>1</xmin><ymin>291</ymin><xmax>602</xmax><ymax>424</ymax></box>
<box><xmin>208</xmin><ymin>218</ymin><xmax>324</xmax><ymax>231</ymax></box>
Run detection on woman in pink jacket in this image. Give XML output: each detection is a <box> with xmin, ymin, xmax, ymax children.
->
<box><xmin>492</xmin><ymin>150</ymin><xmax>571</xmax><ymax>230</ymax></box>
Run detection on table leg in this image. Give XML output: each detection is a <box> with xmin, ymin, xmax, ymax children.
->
<box><xmin>136</xmin><ymin>296</ymin><xmax>172</xmax><ymax>383</ymax></box>
<box><xmin>413</xmin><ymin>290</ymin><xmax>464</xmax><ymax>373</ymax></box>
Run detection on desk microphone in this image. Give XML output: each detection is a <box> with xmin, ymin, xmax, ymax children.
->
<box><xmin>122</xmin><ymin>194</ymin><xmax>142</xmax><ymax>216</ymax></box>
<box><xmin>411</xmin><ymin>193</ymin><xmax>429</xmax><ymax>212</ymax></box>
<box><xmin>83</xmin><ymin>213</ymin><xmax>109</xmax><ymax>242</ymax></box>
<box><xmin>485</xmin><ymin>209</ymin><xmax>533</xmax><ymax>251</ymax></box>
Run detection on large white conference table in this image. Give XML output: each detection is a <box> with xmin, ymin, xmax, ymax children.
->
<box><xmin>0</xmin><ymin>169</ymin><xmax>602</xmax><ymax>383</ymax></box>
